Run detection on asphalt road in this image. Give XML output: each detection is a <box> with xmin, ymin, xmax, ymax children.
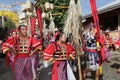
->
<box><xmin>0</xmin><ymin>51</ymin><xmax>120</xmax><ymax>80</ymax></box>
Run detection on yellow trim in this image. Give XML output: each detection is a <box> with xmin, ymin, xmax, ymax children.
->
<box><xmin>96</xmin><ymin>42</ymin><xmax>100</xmax><ymax>51</ymax></box>
<box><xmin>99</xmin><ymin>66</ymin><xmax>103</xmax><ymax>75</ymax></box>
<box><xmin>96</xmin><ymin>42</ymin><xmax>100</xmax><ymax>47</ymax></box>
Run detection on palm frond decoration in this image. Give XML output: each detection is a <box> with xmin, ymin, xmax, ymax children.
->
<box><xmin>49</xmin><ymin>14</ymin><xmax>56</xmax><ymax>34</ymax></box>
<box><xmin>63</xmin><ymin>0</ymin><xmax>83</xmax><ymax>80</ymax></box>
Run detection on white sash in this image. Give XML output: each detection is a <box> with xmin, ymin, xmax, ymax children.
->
<box><xmin>67</xmin><ymin>61</ymin><xmax>76</xmax><ymax>80</ymax></box>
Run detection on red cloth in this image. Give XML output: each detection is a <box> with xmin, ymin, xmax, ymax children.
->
<box><xmin>2</xmin><ymin>37</ymin><xmax>41</xmax><ymax>52</ymax></box>
<box><xmin>53</xmin><ymin>31</ymin><xmax>60</xmax><ymax>39</ymax></box>
<box><xmin>52</xmin><ymin>61</ymin><xmax>59</xmax><ymax>80</ymax></box>
<box><xmin>2</xmin><ymin>37</ymin><xmax>17</xmax><ymax>68</ymax></box>
<box><xmin>44</xmin><ymin>42</ymin><xmax>75</xmax><ymax>80</ymax></box>
<box><xmin>99</xmin><ymin>35</ymin><xmax>106</xmax><ymax>61</ymax></box>
<box><xmin>87</xmin><ymin>49</ymin><xmax>97</xmax><ymax>53</ymax></box>
<box><xmin>30</xmin><ymin>16</ymin><xmax>36</xmax><ymax>36</ymax></box>
<box><xmin>115</xmin><ymin>40</ymin><xmax>120</xmax><ymax>45</ymax></box>
<box><xmin>6</xmin><ymin>52</ymin><xmax>10</xmax><ymax>68</ymax></box>
<box><xmin>90</xmin><ymin>0</ymin><xmax>100</xmax><ymax>41</ymax></box>
<box><xmin>44</xmin><ymin>43</ymin><xmax>55</xmax><ymax>60</ymax></box>
<box><xmin>2</xmin><ymin>36</ymin><xmax>41</xmax><ymax>68</ymax></box>
<box><xmin>44</xmin><ymin>42</ymin><xmax>75</xmax><ymax>60</ymax></box>
<box><xmin>90</xmin><ymin>0</ymin><xmax>104</xmax><ymax>66</ymax></box>
<box><xmin>35</xmin><ymin>5</ymin><xmax>43</xmax><ymax>45</ymax></box>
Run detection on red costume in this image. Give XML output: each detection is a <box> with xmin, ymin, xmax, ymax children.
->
<box><xmin>115</xmin><ymin>40</ymin><xmax>120</xmax><ymax>47</ymax></box>
<box><xmin>99</xmin><ymin>35</ymin><xmax>106</xmax><ymax>61</ymax></box>
<box><xmin>44</xmin><ymin>42</ymin><xmax>75</xmax><ymax>80</ymax></box>
<box><xmin>2</xmin><ymin>36</ymin><xmax>41</xmax><ymax>80</ymax></box>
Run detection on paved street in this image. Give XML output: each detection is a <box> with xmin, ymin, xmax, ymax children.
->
<box><xmin>0</xmin><ymin>58</ymin><xmax>14</xmax><ymax>80</ymax></box>
<box><xmin>86</xmin><ymin>51</ymin><xmax>120</xmax><ymax>80</ymax></box>
<box><xmin>0</xmin><ymin>51</ymin><xmax>120</xmax><ymax>80</ymax></box>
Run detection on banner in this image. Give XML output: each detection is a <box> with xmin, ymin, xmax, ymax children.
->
<box><xmin>35</xmin><ymin>5</ymin><xmax>43</xmax><ymax>45</ymax></box>
<box><xmin>90</xmin><ymin>0</ymin><xmax>100</xmax><ymax>41</ymax></box>
<box><xmin>30</xmin><ymin>16</ymin><xmax>36</xmax><ymax>36</ymax></box>
<box><xmin>90</xmin><ymin>0</ymin><xmax>103</xmax><ymax>75</ymax></box>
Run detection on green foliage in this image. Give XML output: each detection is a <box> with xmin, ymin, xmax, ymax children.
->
<box><xmin>5</xmin><ymin>18</ymin><xmax>16</xmax><ymax>30</ymax></box>
<box><xmin>39</xmin><ymin>0</ymin><xmax>77</xmax><ymax>31</ymax></box>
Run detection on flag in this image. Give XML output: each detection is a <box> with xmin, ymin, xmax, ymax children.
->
<box><xmin>90</xmin><ymin>0</ymin><xmax>100</xmax><ymax>41</ymax></box>
<box><xmin>30</xmin><ymin>16</ymin><xmax>36</xmax><ymax>36</ymax></box>
<box><xmin>90</xmin><ymin>0</ymin><xmax>103</xmax><ymax>75</ymax></box>
<box><xmin>35</xmin><ymin>4</ymin><xmax>43</xmax><ymax>45</ymax></box>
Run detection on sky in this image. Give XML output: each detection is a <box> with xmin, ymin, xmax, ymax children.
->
<box><xmin>80</xmin><ymin>0</ymin><xmax>115</xmax><ymax>15</ymax></box>
<box><xmin>0</xmin><ymin>0</ymin><xmax>116</xmax><ymax>15</ymax></box>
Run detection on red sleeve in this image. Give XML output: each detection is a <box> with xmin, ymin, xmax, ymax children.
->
<box><xmin>44</xmin><ymin>43</ymin><xmax>55</xmax><ymax>60</ymax></box>
<box><xmin>115</xmin><ymin>40</ymin><xmax>120</xmax><ymax>45</ymax></box>
<box><xmin>67</xmin><ymin>44</ymin><xmax>75</xmax><ymax>55</ymax></box>
<box><xmin>31</xmin><ymin>37</ymin><xmax>41</xmax><ymax>49</ymax></box>
<box><xmin>2</xmin><ymin>37</ymin><xmax>15</xmax><ymax>53</ymax></box>
<box><xmin>2</xmin><ymin>37</ymin><xmax>15</xmax><ymax>49</ymax></box>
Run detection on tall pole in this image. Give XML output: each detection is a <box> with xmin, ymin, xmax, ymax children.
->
<box><xmin>28</xmin><ymin>14</ymin><xmax>31</xmax><ymax>36</ymax></box>
<box><xmin>77</xmin><ymin>0</ymin><xmax>83</xmax><ymax>80</ymax></box>
<box><xmin>64</xmin><ymin>0</ymin><xmax>83</xmax><ymax>79</ymax></box>
<box><xmin>90</xmin><ymin>0</ymin><xmax>103</xmax><ymax>76</ymax></box>
<box><xmin>2</xmin><ymin>11</ymin><xmax>5</xmax><ymax>29</ymax></box>
<box><xmin>28</xmin><ymin>0</ymin><xmax>32</xmax><ymax>36</ymax></box>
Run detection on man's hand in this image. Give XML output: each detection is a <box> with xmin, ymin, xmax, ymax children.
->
<box><xmin>30</xmin><ymin>46</ymin><xmax>43</xmax><ymax>56</ymax></box>
<box><xmin>97</xmin><ymin>46</ymin><xmax>101</xmax><ymax>51</ymax></box>
<box><xmin>2</xmin><ymin>48</ymin><xmax>9</xmax><ymax>54</ymax></box>
<box><xmin>12</xmin><ymin>49</ymin><xmax>18</xmax><ymax>56</ymax></box>
<box><xmin>69</xmin><ymin>54</ymin><xmax>75</xmax><ymax>60</ymax></box>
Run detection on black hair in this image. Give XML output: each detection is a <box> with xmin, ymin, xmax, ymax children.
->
<box><xmin>18</xmin><ymin>25</ymin><xmax>27</xmax><ymax>31</ymax></box>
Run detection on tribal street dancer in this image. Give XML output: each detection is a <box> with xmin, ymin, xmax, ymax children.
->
<box><xmin>2</xmin><ymin>25</ymin><xmax>42</xmax><ymax>80</ymax></box>
<box><xmin>6</xmin><ymin>30</ymin><xmax>17</xmax><ymax>68</ymax></box>
<box><xmin>104</xmin><ymin>33</ymin><xmax>112</xmax><ymax>61</ymax></box>
<box><xmin>44</xmin><ymin>32</ymin><xmax>76</xmax><ymax>80</ymax></box>
<box><xmin>84</xmin><ymin>25</ymin><xmax>100</xmax><ymax>80</ymax></box>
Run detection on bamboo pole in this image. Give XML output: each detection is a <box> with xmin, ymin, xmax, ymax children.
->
<box><xmin>77</xmin><ymin>48</ymin><xmax>82</xmax><ymax>80</ymax></box>
<box><xmin>63</xmin><ymin>0</ymin><xmax>83</xmax><ymax>79</ymax></box>
<box><xmin>74</xmin><ymin>38</ymin><xmax>82</xmax><ymax>80</ymax></box>
<box><xmin>77</xmin><ymin>0</ymin><xmax>83</xmax><ymax>80</ymax></box>
<box><xmin>54</xmin><ymin>5</ymin><xmax>68</xmax><ymax>9</ymax></box>
<box><xmin>51</xmin><ymin>13</ymin><xmax>62</xmax><ymax>16</ymax></box>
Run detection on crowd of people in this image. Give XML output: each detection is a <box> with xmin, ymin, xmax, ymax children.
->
<box><xmin>0</xmin><ymin>23</ymin><xmax>120</xmax><ymax>80</ymax></box>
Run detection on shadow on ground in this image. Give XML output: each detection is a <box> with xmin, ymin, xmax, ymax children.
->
<box><xmin>111</xmin><ymin>63</ymin><xmax>120</xmax><ymax>69</ymax></box>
